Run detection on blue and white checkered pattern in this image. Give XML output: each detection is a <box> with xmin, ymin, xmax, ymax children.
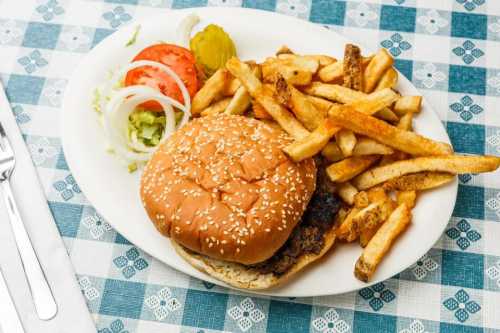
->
<box><xmin>1</xmin><ymin>0</ymin><xmax>500</xmax><ymax>332</ymax></box>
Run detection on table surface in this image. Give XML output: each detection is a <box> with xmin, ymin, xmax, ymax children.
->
<box><xmin>1</xmin><ymin>0</ymin><xmax>500</xmax><ymax>332</ymax></box>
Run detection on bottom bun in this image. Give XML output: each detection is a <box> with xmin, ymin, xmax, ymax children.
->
<box><xmin>171</xmin><ymin>226</ymin><xmax>337</xmax><ymax>290</ymax></box>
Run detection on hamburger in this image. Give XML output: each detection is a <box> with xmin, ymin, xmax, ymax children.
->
<box><xmin>141</xmin><ymin>114</ymin><xmax>340</xmax><ymax>289</ymax></box>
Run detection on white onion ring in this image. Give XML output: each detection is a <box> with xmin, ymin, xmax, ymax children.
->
<box><xmin>176</xmin><ymin>13</ymin><xmax>200</xmax><ymax>49</ymax></box>
<box><xmin>103</xmin><ymin>86</ymin><xmax>179</xmax><ymax>161</ymax></box>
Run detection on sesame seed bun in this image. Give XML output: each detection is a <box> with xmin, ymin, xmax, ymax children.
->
<box><xmin>171</xmin><ymin>227</ymin><xmax>336</xmax><ymax>290</ymax></box>
<box><xmin>141</xmin><ymin>114</ymin><xmax>316</xmax><ymax>265</ymax></box>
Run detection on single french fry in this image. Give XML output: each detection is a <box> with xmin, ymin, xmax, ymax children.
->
<box><xmin>337</xmin><ymin>182</ymin><xmax>358</xmax><ymax>205</ymax></box>
<box><xmin>396</xmin><ymin>190</ymin><xmax>417</xmax><ymax>209</ymax></box>
<box><xmin>363</xmin><ymin>48</ymin><xmax>394</xmax><ymax>93</ymax></box>
<box><xmin>343</xmin><ymin>44</ymin><xmax>363</xmax><ymax>91</ymax></box>
<box><xmin>306</xmin><ymin>95</ymin><xmax>335</xmax><ymax>113</ymax></box>
<box><xmin>359</xmin><ymin>227</ymin><xmax>378</xmax><ymax>247</ymax></box>
<box><xmin>200</xmin><ymin>98</ymin><xmax>232</xmax><ymax>117</ymax></box>
<box><xmin>226</xmin><ymin>57</ymin><xmax>310</xmax><ymax>140</ymax></box>
<box><xmin>223</xmin><ymin>77</ymin><xmax>242</xmax><ymax>96</ymax></box>
<box><xmin>275</xmin><ymin>76</ymin><xmax>326</xmax><ymax>130</ymax></box>
<box><xmin>252</xmin><ymin>102</ymin><xmax>271</xmax><ymax>119</ymax></box>
<box><xmin>283</xmin><ymin>118</ymin><xmax>340</xmax><ymax>162</ymax></box>
<box><xmin>192</xmin><ymin>69</ymin><xmax>230</xmax><ymax>114</ymax></box>
<box><xmin>354</xmin><ymin>203</ymin><xmax>412</xmax><ymax>282</ymax></box>
<box><xmin>262</xmin><ymin>56</ymin><xmax>319</xmax><ymax>85</ymax></box>
<box><xmin>327</xmin><ymin>105</ymin><xmax>453</xmax><ymax>156</ymax></box>
<box><xmin>276</xmin><ymin>45</ymin><xmax>294</xmax><ymax>55</ymax></box>
<box><xmin>374</xmin><ymin>108</ymin><xmax>399</xmax><ymax>123</ymax></box>
<box><xmin>335</xmin><ymin>129</ymin><xmax>357</xmax><ymax>156</ymax></box>
<box><xmin>352</xmin><ymin>137</ymin><xmax>394</xmax><ymax>156</ymax></box>
<box><xmin>321</xmin><ymin>141</ymin><xmax>344</xmax><ymax>162</ymax></box>
<box><xmin>224</xmin><ymin>85</ymin><xmax>251</xmax><ymax>115</ymax></box>
<box><xmin>383</xmin><ymin>172</ymin><xmax>455</xmax><ymax>191</ymax></box>
<box><xmin>326</xmin><ymin>155</ymin><xmax>379</xmax><ymax>182</ymax></box>
<box><xmin>394</xmin><ymin>96</ymin><xmax>422</xmax><ymax>116</ymax></box>
<box><xmin>353</xmin><ymin>199</ymin><xmax>395</xmax><ymax>232</ymax></box>
<box><xmin>337</xmin><ymin>208</ymin><xmax>361</xmax><ymax>242</ymax></box>
<box><xmin>397</xmin><ymin>112</ymin><xmax>413</xmax><ymax>131</ymax></box>
<box><xmin>353</xmin><ymin>155</ymin><xmax>500</xmax><ymax>190</ymax></box>
<box><xmin>304</xmin><ymin>83</ymin><xmax>399</xmax><ymax>116</ymax></box>
<box><xmin>375</xmin><ymin>67</ymin><xmax>398</xmax><ymax>91</ymax></box>
<box><xmin>277</xmin><ymin>53</ymin><xmax>336</xmax><ymax>67</ymax></box>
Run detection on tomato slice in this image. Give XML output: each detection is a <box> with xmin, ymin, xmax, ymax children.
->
<box><xmin>125</xmin><ymin>44</ymin><xmax>198</xmax><ymax>111</ymax></box>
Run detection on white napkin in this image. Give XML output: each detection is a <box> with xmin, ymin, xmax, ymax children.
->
<box><xmin>0</xmin><ymin>86</ymin><xmax>96</xmax><ymax>332</ymax></box>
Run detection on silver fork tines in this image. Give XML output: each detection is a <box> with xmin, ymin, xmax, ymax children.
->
<box><xmin>0</xmin><ymin>121</ymin><xmax>58</xmax><ymax>320</ymax></box>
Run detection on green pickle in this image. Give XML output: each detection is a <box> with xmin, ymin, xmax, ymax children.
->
<box><xmin>190</xmin><ymin>24</ymin><xmax>236</xmax><ymax>76</ymax></box>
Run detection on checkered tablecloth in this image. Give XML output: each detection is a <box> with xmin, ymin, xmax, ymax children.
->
<box><xmin>1</xmin><ymin>0</ymin><xmax>500</xmax><ymax>332</ymax></box>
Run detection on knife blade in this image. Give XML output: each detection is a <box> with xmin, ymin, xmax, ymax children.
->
<box><xmin>0</xmin><ymin>268</ymin><xmax>25</xmax><ymax>333</ymax></box>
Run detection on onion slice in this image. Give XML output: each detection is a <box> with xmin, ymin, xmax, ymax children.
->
<box><xmin>177</xmin><ymin>13</ymin><xmax>200</xmax><ymax>49</ymax></box>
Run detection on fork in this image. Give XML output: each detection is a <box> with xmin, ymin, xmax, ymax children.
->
<box><xmin>0</xmin><ymin>121</ymin><xmax>58</xmax><ymax>320</ymax></box>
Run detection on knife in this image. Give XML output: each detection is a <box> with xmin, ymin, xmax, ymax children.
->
<box><xmin>0</xmin><ymin>268</ymin><xmax>25</xmax><ymax>333</ymax></box>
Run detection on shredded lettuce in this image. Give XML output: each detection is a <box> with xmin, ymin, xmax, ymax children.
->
<box><xmin>128</xmin><ymin>108</ymin><xmax>167</xmax><ymax>147</ymax></box>
<box><xmin>126</xmin><ymin>25</ymin><xmax>141</xmax><ymax>47</ymax></box>
<box><xmin>92</xmin><ymin>88</ymin><xmax>102</xmax><ymax>113</ymax></box>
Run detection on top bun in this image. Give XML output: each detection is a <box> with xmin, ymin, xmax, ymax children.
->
<box><xmin>141</xmin><ymin>114</ymin><xmax>316</xmax><ymax>264</ymax></box>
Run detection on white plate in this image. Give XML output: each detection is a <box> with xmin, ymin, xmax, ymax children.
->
<box><xmin>61</xmin><ymin>7</ymin><xmax>457</xmax><ymax>297</ymax></box>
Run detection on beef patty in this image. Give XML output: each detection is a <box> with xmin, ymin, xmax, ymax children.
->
<box><xmin>250</xmin><ymin>158</ymin><xmax>341</xmax><ymax>275</ymax></box>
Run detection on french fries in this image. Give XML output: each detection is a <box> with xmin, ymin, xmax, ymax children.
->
<box><xmin>283</xmin><ymin>118</ymin><xmax>340</xmax><ymax>161</ymax></box>
<box><xmin>200</xmin><ymin>98</ymin><xmax>231</xmax><ymax>117</ymax></box>
<box><xmin>321</xmin><ymin>141</ymin><xmax>344</xmax><ymax>162</ymax></box>
<box><xmin>192</xmin><ymin>68</ymin><xmax>230</xmax><ymax>115</ymax></box>
<box><xmin>353</xmin><ymin>155</ymin><xmax>500</xmax><ymax>190</ymax></box>
<box><xmin>275</xmin><ymin>75</ymin><xmax>326</xmax><ymax>130</ymax></box>
<box><xmin>328</xmin><ymin>105</ymin><xmax>453</xmax><ymax>156</ymax></box>
<box><xmin>335</xmin><ymin>129</ymin><xmax>357</xmax><ymax>156</ymax></box>
<box><xmin>343</xmin><ymin>44</ymin><xmax>363</xmax><ymax>91</ymax></box>
<box><xmin>326</xmin><ymin>155</ymin><xmax>378</xmax><ymax>182</ymax></box>
<box><xmin>226</xmin><ymin>57</ymin><xmax>310</xmax><ymax>140</ymax></box>
<box><xmin>383</xmin><ymin>172</ymin><xmax>455</xmax><ymax>191</ymax></box>
<box><xmin>354</xmin><ymin>203</ymin><xmax>412</xmax><ymax>281</ymax></box>
<box><xmin>363</xmin><ymin>48</ymin><xmax>394</xmax><ymax>93</ymax></box>
<box><xmin>375</xmin><ymin>67</ymin><xmax>398</xmax><ymax>91</ymax></box>
<box><xmin>193</xmin><ymin>44</ymin><xmax>500</xmax><ymax>285</ymax></box>
<box><xmin>394</xmin><ymin>96</ymin><xmax>422</xmax><ymax>116</ymax></box>
<box><xmin>337</xmin><ymin>182</ymin><xmax>358</xmax><ymax>205</ymax></box>
<box><xmin>352</xmin><ymin>137</ymin><xmax>394</xmax><ymax>156</ymax></box>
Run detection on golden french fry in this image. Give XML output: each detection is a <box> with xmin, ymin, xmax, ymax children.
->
<box><xmin>354</xmin><ymin>155</ymin><xmax>500</xmax><ymax>190</ymax></box>
<box><xmin>352</xmin><ymin>137</ymin><xmax>394</xmax><ymax>156</ymax></box>
<box><xmin>326</xmin><ymin>155</ymin><xmax>379</xmax><ymax>183</ymax></box>
<box><xmin>354</xmin><ymin>191</ymin><xmax>370</xmax><ymax>208</ymax></box>
<box><xmin>383</xmin><ymin>172</ymin><xmax>455</xmax><ymax>191</ymax></box>
<box><xmin>394</xmin><ymin>96</ymin><xmax>422</xmax><ymax>116</ymax></box>
<box><xmin>226</xmin><ymin>57</ymin><xmax>310</xmax><ymax>140</ymax></box>
<box><xmin>224</xmin><ymin>85</ymin><xmax>251</xmax><ymax>115</ymax></box>
<box><xmin>200</xmin><ymin>98</ymin><xmax>232</xmax><ymax>117</ymax></box>
<box><xmin>277</xmin><ymin>53</ymin><xmax>336</xmax><ymax>67</ymax></box>
<box><xmin>337</xmin><ymin>182</ymin><xmax>358</xmax><ymax>205</ymax></box>
<box><xmin>337</xmin><ymin>208</ymin><xmax>361</xmax><ymax>242</ymax></box>
<box><xmin>375</xmin><ymin>67</ymin><xmax>398</xmax><ymax>91</ymax></box>
<box><xmin>335</xmin><ymin>129</ymin><xmax>357</xmax><ymax>156</ymax></box>
<box><xmin>354</xmin><ymin>203</ymin><xmax>412</xmax><ymax>282</ymax></box>
<box><xmin>283</xmin><ymin>118</ymin><xmax>340</xmax><ymax>162</ymax></box>
<box><xmin>223</xmin><ymin>77</ymin><xmax>242</xmax><ymax>96</ymax></box>
<box><xmin>328</xmin><ymin>105</ymin><xmax>453</xmax><ymax>156</ymax></box>
<box><xmin>374</xmin><ymin>108</ymin><xmax>399</xmax><ymax>123</ymax></box>
<box><xmin>306</xmin><ymin>95</ymin><xmax>335</xmax><ymax>113</ymax></box>
<box><xmin>379</xmin><ymin>150</ymin><xmax>408</xmax><ymax>166</ymax></box>
<box><xmin>276</xmin><ymin>45</ymin><xmax>294</xmax><ymax>55</ymax></box>
<box><xmin>304</xmin><ymin>84</ymin><xmax>399</xmax><ymax>116</ymax></box>
<box><xmin>363</xmin><ymin>48</ymin><xmax>394</xmax><ymax>93</ymax></box>
<box><xmin>353</xmin><ymin>199</ymin><xmax>395</xmax><ymax>232</ymax></box>
<box><xmin>396</xmin><ymin>190</ymin><xmax>417</xmax><ymax>209</ymax></box>
<box><xmin>262</xmin><ymin>56</ymin><xmax>319</xmax><ymax>85</ymax></box>
<box><xmin>192</xmin><ymin>69</ymin><xmax>230</xmax><ymax>114</ymax></box>
<box><xmin>343</xmin><ymin>44</ymin><xmax>363</xmax><ymax>91</ymax></box>
<box><xmin>397</xmin><ymin>112</ymin><xmax>413</xmax><ymax>131</ymax></box>
<box><xmin>275</xmin><ymin>76</ymin><xmax>326</xmax><ymax>130</ymax></box>
<box><xmin>359</xmin><ymin>227</ymin><xmax>378</xmax><ymax>247</ymax></box>
<box><xmin>321</xmin><ymin>141</ymin><xmax>344</xmax><ymax>162</ymax></box>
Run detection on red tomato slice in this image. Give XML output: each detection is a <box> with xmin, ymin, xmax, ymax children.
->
<box><xmin>125</xmin><ymin>44</ymin><xmax>198</xmax><ymax>111</ymax></box>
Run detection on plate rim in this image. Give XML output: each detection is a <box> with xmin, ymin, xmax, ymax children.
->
<box><xmin>61</xmin><ymin>6</ymin><xmax>458</xmax><ymax>297</ymax></box>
